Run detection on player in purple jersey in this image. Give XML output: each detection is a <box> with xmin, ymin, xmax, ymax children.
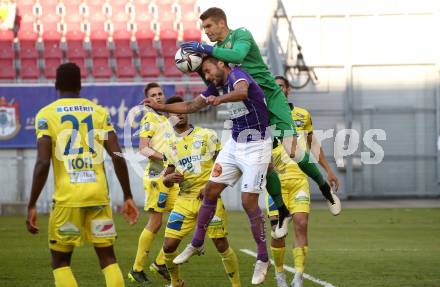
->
<box><xmin>145</xmin><ymin>56</ymin><xmax>272</xmax><ymax>285</ymax></box>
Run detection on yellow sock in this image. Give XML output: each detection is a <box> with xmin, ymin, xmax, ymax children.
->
<box><xmin>155</xmin><ymin>247</ymin><xmax>166</xmax><ymax>265</ymax></box>
<box><xmin>164</xmin><ymin>250</ymin><xmax>183</xmax><ymax>287</ymax></box>
<box><xmin>271</xmin><ymin>246</ymin><xmax>285</xmax><ymax>273</ymax></box>
<box><xmin>102</xmin><ymin>263</ymin><xmax>124</xmax><ymax>287</ymax></box>
<box><xmin>133</xmin><ymin>228</ymin><xmax>155</xmax><ymax>271</ymax></box>
<box><xmin>293</xmin><ymin>246</ymin><xmax>308</xmax><ymax>273</ymax></box>
<box><xmin>220</xmin><ymin>247</ymin><xmax>241</xmax><ymax>287</ymax></box>
<box><xmin>53</xmin><ymin>266</ymin><xmax>78</xmax><ymax>287</ymax></box>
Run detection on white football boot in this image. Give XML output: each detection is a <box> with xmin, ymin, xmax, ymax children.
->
<box><xmin>172</xmin><ymin>243</ymin><xmax>205</xmax><ymax>264</ymax></box>
<box><xmin>275</xmin><ymin>271</ymin><xmax>289</xmax><ymax>287</ymax></box>
<box><xmin>291</xmin><ymin>272</ymin><xmax>303</xmax><ymax>287</ymax></box>
<box><xmin>251</xmin><ymin>260</ymin><xmax>270</xmax><ymax>285</ymax></box>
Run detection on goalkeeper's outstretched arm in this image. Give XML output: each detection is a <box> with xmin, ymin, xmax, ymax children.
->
<box><xmin>144</xmin><ymin>95</ymin><xmax>208</xmax><ymax>114</ymax></box>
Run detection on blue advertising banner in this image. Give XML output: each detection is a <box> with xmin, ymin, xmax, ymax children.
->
<box><xmin>0</xmin><ymin>84</ymin><xmax>176</xmax><ymax>148</ymax></box>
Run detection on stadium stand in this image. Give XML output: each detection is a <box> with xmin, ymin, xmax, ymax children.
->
<box><xmin>5</xmin><ymin>0</ymin><xmax>201</xmax><ymax>81</ymax></box>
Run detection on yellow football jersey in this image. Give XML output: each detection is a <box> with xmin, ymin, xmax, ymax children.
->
<box><xmin>139</xmin><ymin>111</ymin><xmax>175</xmax><ymax>178</ymax></box>
<box><xmin>35</xmin><ymin>98</ymin><xmax>114</xmax><ymax>207</ymax></box>
<box><xmin>273</xmin><ymin>106</ymin><xmax>313</xmax><ymax>181</ymax></box>
<box><xmin>164</xmin><ymin>126</ymin><xmax>221</xmax><ymax>198</ymax></box>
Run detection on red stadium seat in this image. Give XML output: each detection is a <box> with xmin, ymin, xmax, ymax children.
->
<box><xmin>17</xmin><ymin>30</ymin><xmax>38</xmax><ymax>59</ymax></box>
<box><xmin>179</xmin><ymin>0</ymin><xmax>198</xmax><ymax>15</ymax></box>
<box><xmin>136</xmin><ymin>31</ymin><xmax>157</xmax><ymax>58</ymax></box>
<box><xmin>181</xmin><ymin>11</ymin><xmax>201</xmax><ymax>40</ymax></box>
<box><xmin>92</xmin><ymin>58</ymin><xmax>112</xmax><ymax>79</ymax></box>
<box><xmin>0</xmin><ymin>30</ymin><xmax>14</xmax><ymax>59</ymax></box>
<box><xmin>115</xmin><ymin>58</ymin><xmax>136</xmax><ymax>78</ymax></box>
<box><xmin>90</xmin><ymin>30</ymin><xmax>110</xmax><ymax>58</ymax></box>
<box><xmin>42</xmin><ymin>30</ymin><xmax>62</xmax><ymax>59</ymax></box>
<box><xmin>64</xmin><ymin>13</ymin><xmax>83</xmax><ymax>34</ymax></box>
<box><xmin>183</xmin><ymin>28</ymin><xmax>201</xmax><ymax>42</ymax></box>
<box><xmin>157</xmin><ymin>11</ymin><xmax>178</xmax><ymax>32</ymax></box>
<box><xmin>20</xmin><ymin>58</ymin><xmax>40</xmax><ymax>80</ymax></box>
<box><xmin>139</xmin><ymin>57</ymin><xmax>160</xmax><ymax>77</ymax></box>
<box><xmin>44</xmin><ymin>58</ymin><xmax>62</xmax><ymax>79</ymax></box>
<box><xmin>66</xmin><ymin>31</ymin><xmax>86</xmax><ymax>59</ymax></box>
<box><xmin>111</xmin><ymin>12</ymin><xmax>132</xmax><ymax>34</ymax></box>
<box><xmin>114</xmin><ymin>31</ymin><xmax>133</xmax><ymax>58</ymax></box>
<box><xmin>40</xmin><ymin>12</ymin><xmax>60</xmax><ymax>34</ymax></box>
<box><xmin>160</xmin><ymin>29</ymin><xmax>178</xmax><ymax>57</ymax></box>
<box><xmin>0</xmin><ymin>59</ymin><xmax>16</xmax><ymax>80</ymax></box>
<box><xmin>68</xmin><ymin>57</ymin><xmax>88</xmax><ymax>78</ymax></box>
<box><xmin>163</xmin><ymin>57</ymin><xmax>181</xmax><ymax>77</ymax></box>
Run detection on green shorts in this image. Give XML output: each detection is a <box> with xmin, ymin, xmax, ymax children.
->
<box><xmin>263</xmin><ymin>86</ymin><xmax>297</xmax><ymax>138</ymax></box>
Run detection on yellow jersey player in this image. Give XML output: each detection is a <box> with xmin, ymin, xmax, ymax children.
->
<box><xmin>26</xmin><ymin>63</ymin><xmax>139</xmax><ymax>287</ymax></box>
<box><xmin>128</xmin><ymin>83</ymin><xmax>179</xmax><ymax>284</ymax></box>
<box><xmin>161</xmin><ymin>96</ymin><xmax>240</xmax><ymax>287</ymax></box>
<box><xmin>267</xmin><ymin>76</ymin><xmax>340</xmax><ymax>287</ymax></box>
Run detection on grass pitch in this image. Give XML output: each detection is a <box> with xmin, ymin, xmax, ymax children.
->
<box><xmin>1</xmin><ymin>208</ymin><xmax>439</xmax><ymax>287</ymax></box>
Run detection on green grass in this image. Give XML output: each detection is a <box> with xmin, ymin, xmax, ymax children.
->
<box><xmin>1</xmin><ymin>208</ymin><xmax>440</xmax><ymax>287</ymax></box>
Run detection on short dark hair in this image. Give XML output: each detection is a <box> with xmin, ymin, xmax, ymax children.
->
<box><xmin>144</xmin><ymin>82</ymin><xmax>161</xmax><ymax>97</ymax></box>
<box><xmin>200</xmin><ymin>7</ymin><xmax>227</xmax><ymax>25</ymax></box>
<box><xmin>55</xmin><ymin>63</ymin><xmax>81</xmax><ymax>92</ymax></box>
<box><xmin>201</xmin><ymin>55</ymin><xmax>229</xmax><ymax>68</ymax></box>
<box><xmin>165</xmin><ymin>96</ymin><xmax>184</xmax><ymax>105</ymax></box>
<box><xmin>275</xmin><ymin>75</ymin><xmax>290</xmax><ymax>88</ymax></box>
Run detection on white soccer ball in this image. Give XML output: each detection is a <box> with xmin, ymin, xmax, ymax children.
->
<box><xmin>174</xmin><ymin>48</ymin><xmax>202</xmax><ymax>73</ymax></box>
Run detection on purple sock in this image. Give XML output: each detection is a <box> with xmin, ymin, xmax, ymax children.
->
<box><xmin>247</xmin><ymin>208</ymin><xmax>268</xmax><ymax>262</ymax></box>
<box><xmin>192</xmin><ymin>197</ymin><xmax>217</xmax><ymax>247</ymax></box>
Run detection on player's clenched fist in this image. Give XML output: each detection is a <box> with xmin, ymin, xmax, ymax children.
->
<box><xmin>206</xmin><ymin>95</ymin><xmax>222</xmax><ymax>106</ymax></box>
<box><xmin>123</xmin><ymin>198</ymin><xmax>139</xmax><ymax>225</ymax></box>
<box><xmin>26</xmin><ymin>206</ymin><xmax>39</xmax><ymax>234</ymax></box>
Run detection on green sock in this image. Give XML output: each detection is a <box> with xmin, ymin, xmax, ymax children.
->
<box><xmin>297</xmin><ymin>151</ymin><xmax>326</xmax><ymax>187</ymax></box>
<box><xmin>266</xmin><ymin>170</ymin><xmax>286</xmax><ymax>209</ymax></box>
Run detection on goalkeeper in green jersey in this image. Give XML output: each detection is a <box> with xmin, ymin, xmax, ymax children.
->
<box><xmin>181</xmin><ymin>7</ymin><xmax>340</xmax><ymax>237</ymax></box>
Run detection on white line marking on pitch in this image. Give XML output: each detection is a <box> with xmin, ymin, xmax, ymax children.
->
<box><xmin>240</xmin><ymin>249</ymin><xmax>337</xmax><ymax>287</ymax></box>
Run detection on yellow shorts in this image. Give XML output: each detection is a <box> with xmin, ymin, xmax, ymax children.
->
<box><xmin>144</xmin><ymin>176</ymin><xmax>179</xmax><ymax>212</ymax></box>
<box><xmin>266</xmin><ymin>177</ymin><xmax>310</xmax><ymax>217</ymax></box>
<box><xmin>48</xmin><ymin>204</ymin><xmax>116</xmax><ymax>253</ymax></box>
<box><xmin>165</xmin><ymin>197</ymin><xmax>228</xmax><ymax>240</ymax></box>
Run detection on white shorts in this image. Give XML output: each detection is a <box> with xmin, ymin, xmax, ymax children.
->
<box><xmin>209</xmin><ymin>137</ymin><xmax>272</xmax><ymax>193</ymax></box>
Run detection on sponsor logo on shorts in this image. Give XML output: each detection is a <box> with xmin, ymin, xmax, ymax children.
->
<box><xmin>58</xmin><ymin>221</ymin><xmax>80</xmax><ymax>236</ymax></box>
<box><xmin>295</xmin><ymin>190</ymin><xmax>310</xmax><ymax>203</ymax></box>
<box><xmin>91</xmin><ymin>219</ymin><xmax>116</xmax><ymax>238</ymax></box>
<box><xmin>211</xmin><ymin>163</ymin><xmax>222</xmax><ymax>177</ymax></box>
<box><xmin>158</xmin><ymin>192</ymin><xmax>168</xmax><ymax>208</ymax></box>
<box><xmin>167</xmin><ymin>211</ymin><xmax>185</xmax><ymax>231</ymax></box>
<box><xmin>209</xmin><ymin>215</ymin><xmax>222</xmax><ymax>227</ymax></box>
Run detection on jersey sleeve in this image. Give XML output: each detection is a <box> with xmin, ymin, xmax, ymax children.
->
<box><xmin>35</xmin><ymin>109</ymin><xmax>51</xmax><ymax>139</ymax></box>
<box><xmin>229</xmin><ymin>68</ymin><xmax>251</xmax><ymax>87</ymax></box>
<box><xmin>304</xmin><ymin>111</ymin><xmax>313</xmax><ymax>134</ymax></box>
<box><xmin>139</xmin><ymin>113</ymin><xmax>156</xmax><ymax>138</ymax></box>
<box><xmin>205</xmin><ymin>129</ymin><xmax>221</xmax><ymax>154</ymax></box>
<box><xmin>101</xmin><ymin>109</ymin><xmax>115</xmax><ymax>133</ymax></box>
<box><xmin>212</xmin><ymin>28</ymin><xmax>252</xmax><ymax>64</ymax></box>
<box><xmin>201</xmin><ymin>83</ymin><xmax>220</xmax><ymax>98</ymax></box>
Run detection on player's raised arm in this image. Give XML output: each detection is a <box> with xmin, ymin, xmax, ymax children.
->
<box><xmin>104</xmin><ymin>131</ymin><xmax>139</xmax><ymax>224</ymax></box>
<box><xmin>26</xmin><ymin>135</ymin><xmax>52</xmax><ymax>234</ymax></box>
<box><xmin>207</xmin><ymin>80</ymin><xmax>249</xmax><ymax>106</ymax></box>
<box><xmin>144</xmin><ymin>95</ymin><xmax>208</xmax><ymax>114</ymax></box>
